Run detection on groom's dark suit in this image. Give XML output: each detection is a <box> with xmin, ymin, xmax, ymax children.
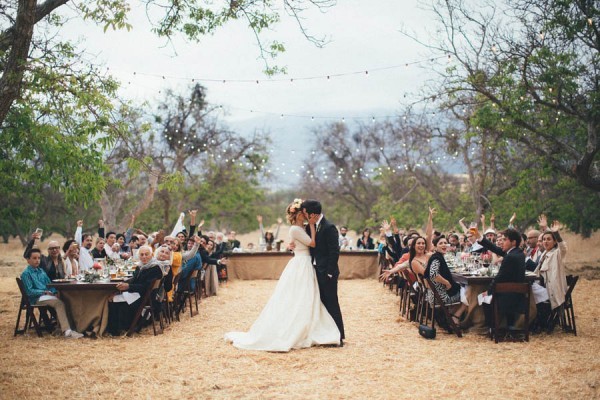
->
<box><xmin>308</xmin><ymin>216</ymin><xmax>345</xmax><ymax>341</ymax></box>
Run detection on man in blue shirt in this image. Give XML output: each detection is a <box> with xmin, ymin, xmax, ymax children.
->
<box><xmin>21</xmin><ymin>249</ymin><xmax>83</xmax><ymax>339</ymax></box>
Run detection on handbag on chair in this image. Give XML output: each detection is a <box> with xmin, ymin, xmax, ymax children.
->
<box><xmin>418</xmin><ymin>324</ymin><xmax>436</xmax><ymax>339</ymax></box>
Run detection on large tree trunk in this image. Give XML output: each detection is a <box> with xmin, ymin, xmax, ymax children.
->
<box><xmin>0</xmin><ymin>0</ymin><xmax>36</xmax><ymax>126</ymax></box>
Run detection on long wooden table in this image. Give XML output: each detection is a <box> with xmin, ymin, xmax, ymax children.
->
<box><xmin>451</xmin><ymin>272</ymin><xmax>538</xmax><ymax>332</ymax></box>
<box><xmin>226</xmin><ymin>250</ymin><xmax>380</xmax><ymax>280</ymax></box>
<box><xmin>48</xmin><ymin>280</ymin><xmax>121</xmax><ymax>335</ymax></box>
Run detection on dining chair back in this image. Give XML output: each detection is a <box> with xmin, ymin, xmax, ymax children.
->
<box><xmin>492</xmin><ymin>282</ymin><xmax>530</xmax><ymax>343</ymax></box>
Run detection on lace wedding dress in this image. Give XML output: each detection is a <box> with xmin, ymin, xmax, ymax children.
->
<box><xmin>224</xmin><ymin>225</ymin><xmax>341</xmax><ymax>351</ymax></box>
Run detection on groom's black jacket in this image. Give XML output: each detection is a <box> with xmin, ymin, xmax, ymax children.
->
<box><xmin>307</xmin><ymin>217</ymin><xmax>340</xmax><ymax>277</ymax></box>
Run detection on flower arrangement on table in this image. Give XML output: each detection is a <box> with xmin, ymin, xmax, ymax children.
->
<box><xmin>84</xmin><ymin>262</ymin><xmax>104</xmax><ymax>283</ymax></box>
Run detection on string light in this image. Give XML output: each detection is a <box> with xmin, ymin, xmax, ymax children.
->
<box><xmin>125</xmin><ymin>55</ymin><xmax>447</xmax><ymax>85</ymax></box>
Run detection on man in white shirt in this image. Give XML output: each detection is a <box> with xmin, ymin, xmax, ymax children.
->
<box><xmin>74</xmin><ymin>220</ymin><xmax>94</xmax><ymax>272</ymax></box>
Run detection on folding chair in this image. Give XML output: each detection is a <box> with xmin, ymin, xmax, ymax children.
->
<box><xmin>178</xmin><ymin>270</ymin><xmax>200</xmax><ymax>318</ymax></box>
<box><xmin>424</xmin><ymin>277</ymin><xmax>463</xmax><ymax>338</ymax></box>
<box><xmin>14</xmin><ymin>277</ymin><xmax>54</xmax><ymax>337</ymax></box>
<box><xmin>491</xmin><ymin>282</ymin><xmax>530</xmax><ymax>343</ymax></box>
<box><xmin>126</xmin><ymin>278</ymin><xmax>162</xmax><ymax>337</ymax></box>
<box><xmin>556</xmin><ymin>275</ymin><xmax>578</xmax><ymax>335</ymax></box>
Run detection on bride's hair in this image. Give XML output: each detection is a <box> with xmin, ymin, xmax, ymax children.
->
<box><xmin>286</xmin><ymin>200</ymin><xmax>303</xmax><ymax>224</ymax></box>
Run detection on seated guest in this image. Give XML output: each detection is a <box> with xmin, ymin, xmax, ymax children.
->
<box><xmin>339</xmin><ymin>226</ymin><xmax>351</xmax><ymax>250</ymax></box>
<box><xmin>107</xmin><ymin>246</ymin><xmax>162</xmax><ymax>336</ymax></box>
<box><xmin>227</xmin><ymin>230</ymin><xmax>241</xmax><ymax>251</ymax></box>
<box><xmin>128</xmin><ymin>235</ymin><xmax>140</xmax><ymax>260</ymax></box>
<box><xmin>473</xmin><ymin>227</ymin><xmax>526</xmax><ymax>329</ymax></box>
<box><xmin>116</xmin><ymin>233</ymin><xmax>128</xmax><ymax>252</ymax></box>
<box><xmin>62</xmin><ymin>240</ymin><xmax>80</xmax><ymax>277</ymax></box>
<box><xmin>75</xmin><ymin>220</ymin><xmax>94</xmax><ymax>272</ymax></box>
<box><xmin>91</xmin><ymin>238</ymin><xmax>107</xmax><ymax>259</ymax></box>
<box><xmin>198</xmin><ymin>235</ymin><xmax>229</xmax><ymax>296</ymax></box>
<box><xmin>425</xmin><ymin>236</ymin><xmax>468</xmax><ymax>325</ymax></box>
<box><xmin>532</xmin><ymin>221</ymin><xmax>568</xmax><ymax>332</ymax></box>
<box><xmin>108</xmin><ymin>243</ymin><xmax>121</xmax><ymax>260</ymax></box>
<box><xmin>21</xmin><ymin>249</ymin><xmax>84</xmax><ymax>338</ymax></box>
<box><xmin>176</xmin><ymin>237</ymin><xmax>204</xmax><ymax>302</ymax></box>
<box><xmin>357</xmin><ymin>228</ymin><xmax>375</xmax><ymax>250</ymax></box>
<box><xmin>23</xmin><ymin>232</ymin><xmax>66</xmax><ymax>280</ymax></box>
<box><xmin>257</xmin><ymin>215</ymin><xmax>282</xmax><ymax>251</ymax></box>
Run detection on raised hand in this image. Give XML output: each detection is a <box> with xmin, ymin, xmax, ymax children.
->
<box><xmin>429</xmin><ymin>207</ymin><xmax>436</xmax><ymax>216</ymax></box>
<box><xmin>189</xmin><ymin>209</ymin><xmax>197</xmax><ymax>217</ymax></box>
<box><xmin>256</xmin><ymin>215</ymin><xmax>263</xmax><ymax>223</ymax></box>
<box><xmin>98</xmin><ymin>219</ymin><xmax>104</xmax><ymax>228</ymax></box>
<box><xmin>77</xmin><ymin>220</ymin><xmax>83</xmax><ymax>227</ymax></box>
<box><xmin>277</xmin><ymin>217</ymin><xmax>283</xmax><ymax>224</ymax></box>
<box><xmin>381</xmin><ymin>219</ymin><xmax>391</xmax><ymax>232</ymax></box>
<box><xmin>509</xmin><ymin>212</ymin><xmax>516</xmax><ymax>225</ymax></box>
<box><xmin>538</xmin><ymin>213</ymin><xmax>548</xmax><ymax>230</ymax></box>
<box><xmin>480</xmin><ymin>214</ymin><xmax>486</xmax><ymax>225</ymax></box>
<box><xmin>198</xmin><ymin>219</ymin><xmax>205</xmax><ymax>228</ymax></box>
<box><xmin>490</xmin><ymin>213</ymin><xmax>496</xmax><ymax>223</ymax></box>
<box><xmin>550</xmin><ymin>220</ymin><xmax>561</xmax><ymax>232</ymax></box>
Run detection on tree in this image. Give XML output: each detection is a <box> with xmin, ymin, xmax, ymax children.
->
<box><xmin>418</xmin><ymin>0</ymin><xmax>600</xmax><ymax>191</ymax></box>
<box><xmin>0</xmin><ymin>0</ymin><xmax>335</xmax><ymax>128</ymax></box>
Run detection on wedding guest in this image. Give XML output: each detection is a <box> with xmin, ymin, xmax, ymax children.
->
<box><xmin>177</xmin><ymin>237</ymin><xmax>204</xmax><ymax>295</ymax></box>
<box><xmin>21</xmin><ymin>249</ymin><xmax>84</xmax><ymax>338</ymax></box>
<box><xmin>257</xmin><ymin>215</ymin><xmax>282</xmax><ymax>251</ymax></box>
<box><xmin>357</xmin><ymin>228</ymin><xmax>375</xmax><ymax>250</ymax></box>
<box><xmin>91</xmin><ymin>238</ymin><xmax>107</xmax><ymax>259</ymax></box>
<box><xmin>199</xmin><ymin>235</ymin><xmax>228</xmax><ymax>296</ymax></box>
<box><xmin>425</xmin><ymin>236</ymin><xmax>468</xmax><ymax>326</ymax></box>
<box><xmin>339</xmin><ymin>226</ymin><xmax>351</xmax><ymax>250</ymax></box>
<box><xmin>23</xmin><ymin>232</ymin><xmax>66</xmax><ymax>280</ymax></box>
<box><xmin>533</xmin><ymin>221</ymin><xmax>568</xmax><ymax>332</ymax></box>
<box><xmin>74</xmin><ymin>220</ymin><xmax>94</xmax><ymax>272</ymax></box>
<box><xmin>227</xmin><ymin>231</ymin><xmax>241</xmax><ymax>251</ymax></box>
<box><xmin>107</xmin><ymin>246</ymin><xmax>162</xmax><ymax>336</ymax></box>
<box><xmin>62</xmin><ymin>240</ymin><xmax>80</xmax><ymax>277</ymax></box>
<box><xmin>473</xmin><ymin>227</ymin><xmax>526</xmax><ymax>329</ymax></box>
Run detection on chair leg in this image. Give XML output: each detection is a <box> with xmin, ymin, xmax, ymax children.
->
<box><xmin>29</xmin><ymin>308</ymin><xmax>44</xmax><ymax>338</ymax></box>
<box><xmin>14</xmin><ymin>305</ymin><xmax>24</xmax><ymax>336</ymax></box>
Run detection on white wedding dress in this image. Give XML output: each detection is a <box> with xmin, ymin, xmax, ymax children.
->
<box><xmin>224</xmin><ymin>225</ymin><xmax>341</xmax><ymax>351</ymax></box>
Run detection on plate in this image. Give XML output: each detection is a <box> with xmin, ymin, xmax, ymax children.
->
<box><xmin>52</xmin><ymin>278</ymin><xmax>74</xmax><ymax>282</ymax></box>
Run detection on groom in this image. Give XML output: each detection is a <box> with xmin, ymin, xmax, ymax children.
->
<box><xmin>301</xmin><ymin>199</ymin><xmax>345</xmax><ymax>346</ymax></box>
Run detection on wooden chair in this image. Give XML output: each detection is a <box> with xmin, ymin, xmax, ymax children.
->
<box><xmin>424</xmin><ymin>277</ymin><xmax>463</xmax><ymax>338</ymax></box>
<box><xmin>178</xmin><ymin>270</ymin><xmax>200</xmax><ymax>318</ymax></box>
<box><xmin>14</xmin><ymin>277</ymin><xmax>54</xmax><ymax>337</ymax></box>
<box><xmin>126</xmin><ymin>278</ymin><xmax>162</xmax><ymax>337</ymax></box>
<box><xmin>491</xmin><ymin>282</ymin><xmax>530</xmax><ymax>343</ymax></box>
<box><xmin>556</xmin><ymin>275</ymin><xmax>578</xmax><ymax>335</ymax></box>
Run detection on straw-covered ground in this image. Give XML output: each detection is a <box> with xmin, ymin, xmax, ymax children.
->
<box><xmin>0</xmin><ymin>273</ymin><xmax>598</xmax><ymax>399</ymax></box>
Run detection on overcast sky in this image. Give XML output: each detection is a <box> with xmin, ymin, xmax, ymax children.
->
<box><xmin>58</xmin><ymin>1</ymin><xmax>439</xmax><ymax>187</ymax></box>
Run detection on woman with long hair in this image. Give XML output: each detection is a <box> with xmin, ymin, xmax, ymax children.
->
<box><xmin>425</xmin><ymin>236</ymin><xmax>468</xmax><ymax>325</ymax></box>
<box><xmin>533</xmin><ymin>220</ymin><xmax>568</xmax><ymax>331</ymax></box>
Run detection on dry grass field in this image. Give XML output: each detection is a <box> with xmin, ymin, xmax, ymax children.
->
<box><xmin>0</xmin><ymin>231</ymin><xmax>599</xmax><ymax>399</ymax></box>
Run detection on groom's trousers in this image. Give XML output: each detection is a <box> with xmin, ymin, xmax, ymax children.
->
<box><xmin>316</xmin><ymin>272</ymin><xmax>345</xmax><ymax>340</ymax></box>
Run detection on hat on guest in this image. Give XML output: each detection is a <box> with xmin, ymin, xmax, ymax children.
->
<box><xmin>484</xmin><ymin>228</ymin><xmax>497</xmax><ymax>236</ymax></box>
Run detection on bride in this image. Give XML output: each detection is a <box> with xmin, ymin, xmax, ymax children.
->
<box><xmin>224</xmin><ymin>199</ymin><xmax>341</xmax><ymax>351</ymax></box>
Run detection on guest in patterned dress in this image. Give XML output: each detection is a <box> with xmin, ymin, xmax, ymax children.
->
<box><xmin>425</xmin><ymin>236</ymin><xmax>468</xmax><ymax>325</ymax></box>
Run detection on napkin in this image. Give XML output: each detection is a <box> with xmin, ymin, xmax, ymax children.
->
<box><xmin>477</xmin><ymin>292</ymin><xmax>493</xmax><ymax>305</ymax></box>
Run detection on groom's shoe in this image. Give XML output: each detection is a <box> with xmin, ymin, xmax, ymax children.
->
<box><xmin>339</xmin><ymin>339</ymin><xmax>344</xmax><ymax>347</ymax></box>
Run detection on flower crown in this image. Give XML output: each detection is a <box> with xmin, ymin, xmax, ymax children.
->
<box><xmin>289</xmin><ymin>198</ymin><xmax>304</xmax><ymax>213</ymax></box>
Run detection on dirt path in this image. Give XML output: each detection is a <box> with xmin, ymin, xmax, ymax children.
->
<box><xmin>0</xmin><ymin>278</ymin><xmax>598</xmax><ymax>399</ymax></box>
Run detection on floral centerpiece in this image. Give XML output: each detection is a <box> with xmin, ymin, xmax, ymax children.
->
<box><xmin>84</xmin><ymin>262</ymin><xmax>104</xmax><ymax>283</ymax></box>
